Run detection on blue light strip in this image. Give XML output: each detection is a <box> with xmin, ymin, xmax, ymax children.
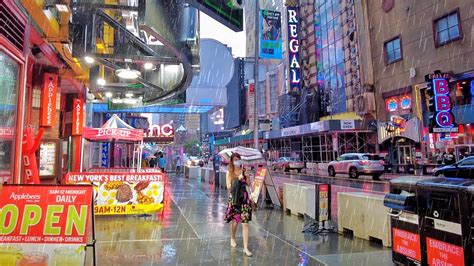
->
<box><xmin>92</xmin><ymin>103</ymin><xmax>214</xmax><ymax>114</ymax></box>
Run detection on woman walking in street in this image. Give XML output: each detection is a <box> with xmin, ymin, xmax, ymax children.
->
<box><xmin>225</xmin><ymin>153</ymin><xmax>253</xmax><ymax>257</ymax></box>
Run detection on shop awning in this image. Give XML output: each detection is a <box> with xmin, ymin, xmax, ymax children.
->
<box><xmin>83</xmin><ymin>114</ymin><xmax>144</xmax><ymax>143</ymax></box>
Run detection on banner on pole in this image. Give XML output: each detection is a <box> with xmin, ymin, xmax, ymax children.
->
<box><xmin>260</xmin><ymin>10</ymin><xmax>282</xmax><ymax>59</ymax></box>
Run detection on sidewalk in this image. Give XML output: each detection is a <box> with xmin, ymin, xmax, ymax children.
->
<box><xmin>88</xmin><ymin>175</ymin><xmax>393</xmax><ymax>265</ymax></box>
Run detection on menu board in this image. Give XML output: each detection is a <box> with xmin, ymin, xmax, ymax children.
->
<box><xmin>65</xmin><ymin>172</ymin><xmax>165</xmax><ymax>215</ymax></box>
<box><xmin>39</xmin><ymin>141</ymin><xmax>56</xmax><ymax>176</ymax></box>
<box><xmin>250</xmin><ymin>168</ymin><xmax>266</xmax><ymax>203</ymax></box>
<box><xmin>0</xmin><ymin>185</ymin><xmax>93</xmax><ymax>266</ymax></box>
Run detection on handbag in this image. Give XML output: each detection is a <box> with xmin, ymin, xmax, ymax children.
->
<box><xmin>246</xmin><ymin>184</ymin><xmax>258</xmax><ymax>211</ymax></box>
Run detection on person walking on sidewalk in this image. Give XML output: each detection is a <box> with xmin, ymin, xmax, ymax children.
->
<box><xmin>175</xmin><ymin>156</ymin><xmax>182</xmax><ymax>176</ymax></box>
<box><xmin>225</xmin><ymin>153</ymin><xmax>253</xmax><ymax>257</ymax></box>
<box><xmin>158</xmin><ymin>155</ymin><xmax>166</xmax><ymax>173</ymax></box>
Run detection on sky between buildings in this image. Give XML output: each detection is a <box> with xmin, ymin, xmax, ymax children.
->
<box><xmin>199</xmin><ymin>12</ymin><xmax>247</xmax><ymax>58</ymax></box>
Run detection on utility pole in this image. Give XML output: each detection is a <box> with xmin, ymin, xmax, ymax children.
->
<box><xmin>253</xmin><ymin>0</ymin><xmax>260</xmax><ymax>150</ymax></box>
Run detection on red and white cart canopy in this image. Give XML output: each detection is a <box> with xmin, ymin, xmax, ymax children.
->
<box><xmin>83</xmin><ymin>114</ymin><xmax>144</xmax><ymax>143</ymax></box>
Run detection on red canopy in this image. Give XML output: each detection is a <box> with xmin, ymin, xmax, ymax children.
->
<box><xmin>83</xmin><ymin>114</ymin><xmax>144</xmax><ymax>143</ymax></box>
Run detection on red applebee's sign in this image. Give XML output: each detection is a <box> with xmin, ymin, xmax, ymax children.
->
<box><xmin>426</xmin><ymin>71</ymin><xmax>458</xmax><ymax>133</ymax></box>
<box><xmin>40</xmin><ymin>73</ymin><xmax>58</xmax><ymax>127</ymax></box>
<box><xmin>0</xmin><ymin>185</ymin><xmax>93</xmax><ymax>244</ymax></box>
<box><xmin>72</xmin><ymin>98</ymin><xmax>84</xmax><ymax>136</ymax></box>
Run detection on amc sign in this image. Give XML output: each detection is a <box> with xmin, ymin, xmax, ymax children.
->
<box><xmin>426</xmin><ymin>71</ymin><xmax>458</xmax><ymax>133</ymax></box>
<box><xmin>145</xmin><ymin>124</ymin><xmax>174</xmax><ymax>143</ymax></box>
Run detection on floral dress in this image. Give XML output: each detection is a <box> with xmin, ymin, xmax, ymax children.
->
<box><xmin>225</xmin><ymin>175</ymin><xmax>252</xmax><ymax>224</ymax></box>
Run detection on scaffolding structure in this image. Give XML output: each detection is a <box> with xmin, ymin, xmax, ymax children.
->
<box><xmin>269</xmin><ymin>131</ymin><xmax>375</xmax><ymax>163</ymax></box>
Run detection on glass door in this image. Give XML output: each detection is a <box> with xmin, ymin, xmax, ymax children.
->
<box><xmin>397</xmin><ymin>145</ymin><xmax>413</xmax><ymax>165</ymax></box>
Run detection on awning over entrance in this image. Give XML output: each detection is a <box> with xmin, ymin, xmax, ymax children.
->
<box><xmin>377</xmin><ymin>118</ymin><xmax>421</xmax><ymax>144</ymax></box>
<box><xmin>83</xmin><ymin>114</ymin><xmax>144</xmax><ymax>143</ymax></box>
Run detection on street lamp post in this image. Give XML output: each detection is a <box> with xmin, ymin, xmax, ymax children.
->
<box><xmin>253</xmin><ymin>0</ymin><xmax>260</xmax><ymax>150</ymax></box>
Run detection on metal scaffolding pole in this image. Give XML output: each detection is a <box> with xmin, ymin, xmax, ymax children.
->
<box><xmin>253</xmin><ymin>0</ymin><xmax>260</xmax><ymax>150</ymax></box>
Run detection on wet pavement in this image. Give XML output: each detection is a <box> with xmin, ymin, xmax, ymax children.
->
<box><xmin>88</xmin><ymin>175</ymin><xmax>393</xmax><ymax>265</ymax></box>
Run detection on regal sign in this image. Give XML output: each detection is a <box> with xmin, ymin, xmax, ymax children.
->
<box><xmin>72</xmin><ymin>98</ymin><xmax>84</xmax><ymax>136</ymax></box>
<box><xmin>426</xmin><ymin>71</ymin><xmax>458</xmax><ymax>133</ymax></box>
<box><xmin>287</xmin><ymin>6</ymin><xmax>300</xmax><ymax>93</ymax></box>
<box><xmin>40</xmin><ymin>73</ymin><xmax>58</xmax><ymax>127</ymax></box>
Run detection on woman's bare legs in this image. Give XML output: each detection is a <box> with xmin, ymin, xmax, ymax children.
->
<box><xmin>242</xmin><ymin>223</ymin><xmax>252</xmax><ymax>256</ymax></box>
<box><xmin>231</xmin><ymin>222</ymin><xmax>238</xmax><ymax>247</ymax></box>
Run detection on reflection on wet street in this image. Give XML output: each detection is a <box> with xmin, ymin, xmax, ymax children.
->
<box><xmin>89</xmin><ymin>175</ymin><xmax>391</xmax><ymax>265</ymax></box>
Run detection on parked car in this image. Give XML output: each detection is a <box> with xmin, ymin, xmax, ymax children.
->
<box><xmin>433</xmin><ymin>156</ymin><xmax>474</xmax><ymax>178</ymax></box>
<box><xmin>187</xmin><ymin>156</ymin><xmax>204</xmax><ymax>167</ymax></box>
<box><xmin>328</xmin><ymin>153</ymin><xmax>385</xmax><ymax>180</ymax></box>
<box><xmin>272</xmin><ymin>157</ymin><xmax>305</xmax><ymax>173</ymax></box>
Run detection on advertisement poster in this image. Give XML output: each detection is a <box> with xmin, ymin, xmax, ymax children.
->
<box><xmin>318</xmin><ymin>184</ymin><xmax>329</xmax><ymax>221</ymax></box>
<box><xmin>392</xmin><ymin>228</ymin><xmax>421</xmax><ymax>261</ymax></box>
<box><xmin>251</xmin><ymin>167</ymin><xmax>266</xmax><ymax>203</ymax></box>
<box><xmin>426</xmin><ymin>237</ymin><xmax>464</xmax><ymax>266</ymax></box>
<box><xmin>39</xmin><ymin>141</ymin><xmax>56</xmax><ymax>176</ymax></box>
<box><xmin>260</xmin><ymin>10</ymin><xmax>282</xmax><ymax>59</ymax></box>
<box><xmin>0</xmin><ymin>185</ymin><xmax>93</xmax><ymax>265</ymax></box>
<box><xmin>65</xmin><ymin>172</ymin><xmax>165</xmax><ymax>215</ymax></box>
<box><xmin>100</xmin><ymin>143</ymin><xmax>109</xmax><ymax>168</ymax></box>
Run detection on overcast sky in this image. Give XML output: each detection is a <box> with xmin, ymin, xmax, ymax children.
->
<box><xmin>199</xmin><ymin>12</ymin><xmax>246</xmax><ymax>58</ymax></box>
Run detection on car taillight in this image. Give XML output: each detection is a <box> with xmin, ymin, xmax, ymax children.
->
<box><xmin>359</xmin><ymin>160</ymin><xmax>370</xmax><ymax>166</ymax></box>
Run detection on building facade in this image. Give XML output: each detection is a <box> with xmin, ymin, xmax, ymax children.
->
<box><xmin>368</xmin><ymin>0</ymin><xmax>474</xmax><ymax>170</ymax></box>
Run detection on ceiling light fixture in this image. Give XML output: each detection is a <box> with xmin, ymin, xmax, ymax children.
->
<box><xmin>112</xmin><ymin>98</ymin><xmax>124</xmax><ymax>104</ymax></box>
<box><xmin>116</xmin><ymin>68</ymin><xmax>141</xmax><ymax>80</ymax></box>
<box><xmin>144</xmin><ymin>62</ymin><xmax>154</xmax><ymax>70</ymax></box>
<box><xmin>84</xmin><ymin>56</ymin><xmax>95</xmax><ymax>64</ymax></box>
<box><xmin>97</xmin><ymin>78</ymin><xmax>106</xmax><ymax>86</ymax></box>
<box><xmin>105</xmin><ymin>92</ymin><xmax>113</xmax><ymax>98</ymax></box>
<box><xmin>123</xmin><ymin>98</ymin><xmax>138</xmax><ymax>104</ymax></box>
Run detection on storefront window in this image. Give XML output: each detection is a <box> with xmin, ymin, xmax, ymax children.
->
<box><xmin>454</xmin><ymin>78</ymin><xmax>473</xmax><ymax>105</ymax></box>
<box><xmin>0</xmin><ymin>51</ymin><xmax>19</xmax><ymax>183</ymax></box>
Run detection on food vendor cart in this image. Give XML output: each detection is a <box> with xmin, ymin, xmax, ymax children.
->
<box><xmin>65</xmin><ymin>115</ymin><xmax>165</xmax><ymax>215</ymax></box>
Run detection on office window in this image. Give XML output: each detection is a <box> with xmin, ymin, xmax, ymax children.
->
<box><xmin>384</xmin><ymin>37</ymin><xmax>402</xmax><ymax>64</ymax></box>
<box><xmin>434</xmin><ymin>10</ymin><xmax>462</xmax><ymax>47</ymax></box>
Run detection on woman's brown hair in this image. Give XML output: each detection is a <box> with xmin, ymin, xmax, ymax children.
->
<box><xmin>228</xmin><ymin>152</ymin><xmax>241</xmax><ymax>173</ymax></box>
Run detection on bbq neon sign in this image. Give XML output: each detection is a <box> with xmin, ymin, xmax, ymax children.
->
<box><xmin>426</xmin><ymin>71</ymin><xmax>458</xmax><ymax>133</ymax></box>
<box><xmin>287</xmin><ymin>6</ymin><xmax>300</xmax><ymax>93</ymax></box>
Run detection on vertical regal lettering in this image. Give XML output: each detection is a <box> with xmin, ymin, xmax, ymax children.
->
<box><xmin>287</xmin><ymin>6</ymin><xmax>300</xmax><ymax>93</ymax></box>
<box><xmin>40</xmin><ymin>73</ymin><xmax>58</xmax><ymax>127</ymax></box>
<box><xmin>72</xmin><ymin>98</ymin><xmax>84</xmax><ymax>136</ymax></box>
<box><xmin>425</xmin><ymin>71</ymin><xmax>458</xmax><ymax>133</ymax></box>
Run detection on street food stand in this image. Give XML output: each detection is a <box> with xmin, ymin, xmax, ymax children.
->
<box><xmin>82</xmin><ymin>114</ymin><xmax>145</xmax><ymax>172</ymax></box>
<box><xmin>65</xmin><ymin>115</ymin><xmax>165</xmax><ymax>216</ymax></box>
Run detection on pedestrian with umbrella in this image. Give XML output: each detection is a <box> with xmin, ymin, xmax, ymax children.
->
<box><xmin>224</xmin><ymin>152</ymin><xmax>253</xmax><ymax>257</ymax></box>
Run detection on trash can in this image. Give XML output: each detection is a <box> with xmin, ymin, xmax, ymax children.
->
<box><xmin>384</xmin><ymin>176</ymin><xmax>440</xmax><ymax>265</ymax></box>
<box><xmin>417</xmin><ymin>178</ymin><xmax>474</xmax><ymax>266</ymax></box>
